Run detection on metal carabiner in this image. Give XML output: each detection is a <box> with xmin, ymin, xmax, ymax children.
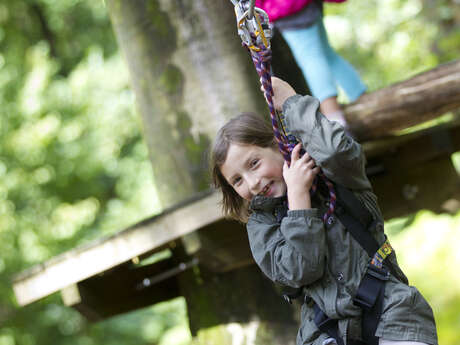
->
<box><xmin>247</xmin><ymin>0</ymin><xmax>255</xmax><ymax>19</ymax></box>
<box><xmin>232</xmin><ymin>0</ymin><xmax>272</xmax><ymax>51</ymax></box>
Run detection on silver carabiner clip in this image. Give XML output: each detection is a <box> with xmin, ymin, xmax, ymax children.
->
<box><xmin>233</xmin><ymin>1</ymin><xmax>272</xmax><ymax>51</ymax></box>
<box><xmin>247</xmin><ymin>0</ymin><xmax>255</xmax><ymax>19</ymax></box>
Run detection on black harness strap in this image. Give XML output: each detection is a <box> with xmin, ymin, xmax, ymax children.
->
<box><xmin>334</xmin><ymin>183</ymin><xmax>374</xmax><ymax>231</ymax></box>
<box><xmin>313</xmin><ymin>304</ymin><xmax>345</xmax><ymax>345</ymax></box>
<box><xmin>334</xmin><ymin>184</ymin><xmax>379</xmax><ymax>257</ymax></box>
<box><xmin>332</xmin><ymin>184</ymin><xmax>388</xmax><ymax>345</ymax></box>
<box><xmin>335</xmin><ymin>184</ymin><xmax>404</xmax><ymax>281</ymax></box>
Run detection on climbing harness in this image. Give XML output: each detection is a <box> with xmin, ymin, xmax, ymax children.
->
<box><xmin>229</xmin><ymin>3</ymin><xmax>403</xmax><ymax>344</ymax></box>
<box><xmin>230</xmin><ymin>0</ymin><xmax>336</xmax><ymax>223</ymax></box>
<box><xmin>333</xmin><ymin>184</ymin><xmax>396</xmax><ymax>345</ymax></box>
<box><xmin>283</xmin><ymin>183</ymin><xmax>402</xmax><ymax>345</ymax></box>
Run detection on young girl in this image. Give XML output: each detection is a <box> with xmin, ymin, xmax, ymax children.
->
<box><xmin>211</xmin><ymin>77</ymin><xmax>438</xmax><ymax>345</ymax></box>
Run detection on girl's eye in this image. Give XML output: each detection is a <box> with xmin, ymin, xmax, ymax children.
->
<box><xmin>232</xmin><ymin>177</ymin><xmax>241</xmax><ymax>186</ymax></box>
<box><xmin>250</xmin><ymin>159</ymin><xmax>259</xmax><ymax>168</ymax></box>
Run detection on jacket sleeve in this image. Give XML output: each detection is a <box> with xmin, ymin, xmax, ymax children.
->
<box><xmin>283</xmin><ymin>94</ymin><xmax>372</xmax><ymax>190</ymax></box>
<box><xmin>247</xmin><ymin>208</ymin><xmax>327</xmax><ymax>288</ymax></box>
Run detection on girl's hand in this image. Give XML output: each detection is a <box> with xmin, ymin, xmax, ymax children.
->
<box><xmin>283</xmin><ymin>143</ymin><xmax>320</xmax><ymax>209</ymax></box>
<box><xmin>260</xmin><ymin>76</ymin><xmax>296</xmax><ymax>111</ymax></box>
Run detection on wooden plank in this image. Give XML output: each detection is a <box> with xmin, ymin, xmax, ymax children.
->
<box><xmin>345</xmin><ymin>59</ymin><xmax>460</xmax><ymax>141</ymax></box>
<box><xmin>61</xmin><ymin>284</ymin><xmax>103</xmax><ymax>322</ymax></box>
<box><xmin>373</xmin><ymin>156</ymin><xmax>459</xmax><ymax>219</ymax></box>
<box><xmin>365</xmin><ymin>121</ymin><xmax>460</xmax><ymax>219</ymax></box>
<box><xmin>12</xmin><ymin>191</ymin><xmax>222</xmax><ymax>306</ymax></box>
<box><xmin>363</xmin><ymin>117</ymin><xmax>460</xmax><ymax>160</ymax></box>
<box><xmin>182</xmin><ymin>219</ymin><xmax>253</xmax><ymax>273</ymax></box>
<box><xmin>61</xmin><ymin>258</ymin><xmax>181</xmax><ymax>321</ymax></box>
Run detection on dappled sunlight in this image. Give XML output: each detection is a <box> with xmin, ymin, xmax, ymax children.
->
<box><xmin>452</xmin><ymin>152</ymin><xmax>460</xmax><ymax>174</ymax></box>
<box><xmin>390</xmin><ymin>210</ymin><xmax>460</xmax><ymax>344</ymax></box>
<box><xmin>19</xmin><ymin>229</ymin><xmax>49</xmax><ymax>263</ymax></box>
<box><xmin>19</xmin><ymin>43</ymin><xmax>56</xmax><ymax>117</ymax></box>
<box><xmin>50</xmin><ymin>198</ymin><xmax>100</xmax><ymax>239</ymax></box>
<box><xmin>159</xmin><ymin>325</ymin><xmax>192</xmax><ymax>345</ymax></box>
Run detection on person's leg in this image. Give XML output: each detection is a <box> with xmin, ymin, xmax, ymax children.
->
<box><xmin>319</xmin><ymin>96</ymin><xmax>348</xmax><ymax>127</ymax></box>
<box><xmin>280</xmin><ymin>19</ymin><xmax>338</xmax><ymax>103</ymax></box>
<box><xmin>317</xmin><ymin>19</ymin><xmax>366</xmax><ymax>102</ymax></box>
<box><xmin>379</xmin><ymin>340</ymin><xmax>430</xmax><ymax>345</ymax></box>
<box><xmin>280</xmin><ymin>19</ymin><xmax>350</xmax><ymax>127</ymax></box>
<box><xmin>320</xmin><ymin>96</ymin><xmax>341</xmax><ymax>114</ymax></box>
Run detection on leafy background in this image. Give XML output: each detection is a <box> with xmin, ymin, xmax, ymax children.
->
<box><xmin>0</xmin><ymin>0</ymin><xmax>459</xmax><ymax>344</ymax></box>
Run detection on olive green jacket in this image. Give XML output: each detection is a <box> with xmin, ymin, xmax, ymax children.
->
<box><xmin>247</xmin><ymin>95</ymin><xmax>438</xmax><ymax>345</ymax></box>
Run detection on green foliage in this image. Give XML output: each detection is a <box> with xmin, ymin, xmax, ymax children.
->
<box><xmin>0</xmin><ymin>0</ymin><xmax>458</xmax><ymax>344</ymax></box>
<box><xmin>325</xmin><ymin>0</ymin><xmax>457</xmax><ymax>95</ymax></box>
<box><xmin>390</xmin><ymin>210</ymin><xmax>460</xmax><ymax>344</ymax></box>
<box><xmin>0</xmin><ymin>0</ymin><xmax>174</xmax><ymax>344</ymax></box>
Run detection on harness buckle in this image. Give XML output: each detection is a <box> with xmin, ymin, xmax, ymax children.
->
<box><xmin>315</xmin><ymin>313</ymin><xmax>338</xmax><ymax>331</ymax></box>
<box><xmin>366</xmin><ymin>263</ymin><xmax>390</xmax><ymax>281</ymax></box>
<box><xmin>353</xmin><ymin>264</ymin><xmax>389</xmax><ymax>310</ymax></box>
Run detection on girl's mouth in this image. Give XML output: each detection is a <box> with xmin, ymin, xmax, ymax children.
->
<box><xmin>261</xmin><ymin>181</ymin><xmax>273</xmax><ymax>196</ymax></box>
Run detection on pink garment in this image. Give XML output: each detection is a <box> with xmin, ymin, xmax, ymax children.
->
<box><xmin>255</xmin><ymin>0</ymin><xmax>346</xmax><ymax>22</ymax></box>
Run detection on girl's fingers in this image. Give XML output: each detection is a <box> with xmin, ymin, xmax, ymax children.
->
<box><xmin>304</xmin><ymin>159</ymin><xmax>315</xmax><ymax>169</ymax></box>
<box><xmin>291</xmin><ymin>143</ymin><xmax>302</xmax><ymax>162</ymax></box>
<box><xmin>299</xmin><ymin>151</ymin><xmax>311</xmax><ymax>163</ymax></box>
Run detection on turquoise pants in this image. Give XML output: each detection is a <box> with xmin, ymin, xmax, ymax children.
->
<box><xmin>280</xmin><ymin>16</ymin><xmax>366</xmax><ymax>102</ymax></box>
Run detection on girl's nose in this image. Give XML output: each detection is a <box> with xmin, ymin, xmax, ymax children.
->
<box><xmin>248</xmin><ymin>175</ymin><xmax>261</xmax><ymax>194</ymax></box>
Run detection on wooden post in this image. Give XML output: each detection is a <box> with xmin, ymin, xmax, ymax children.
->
<box><xmin>174</xmin><ymin>249</ymin><xmax>299</xmax><ymax>345</ymax></box>
<box><xmin>106</xmin><ymin>1</ymin><xmax>301</xmax><ymax>343</ymax></box>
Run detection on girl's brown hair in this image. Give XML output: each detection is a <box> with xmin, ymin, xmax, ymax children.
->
<box><xmin>210</xmin><ymin>112</ymin><xmax>276</xmax><ymax>222</ymax></box>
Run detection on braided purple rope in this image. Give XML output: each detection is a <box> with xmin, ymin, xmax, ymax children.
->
<box><xmin>246</xmin><ymin>44</ymin><xmax>337</xmax><ymax>223</ymax></box>
<box><xmin>250</xmin><ymin>47</ymin><xmax>291</xmax><ymax>161</ymax></box>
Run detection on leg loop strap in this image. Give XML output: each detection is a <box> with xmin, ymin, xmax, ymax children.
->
<box><xmin>313</xmin><ymin>304</ymin><xmax>345</xmax><ymax>345</ymax></box>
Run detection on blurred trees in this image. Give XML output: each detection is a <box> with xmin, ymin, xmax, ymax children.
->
<box><xmin>0</xmin><ymin>0</ymin><xmax>458</xmax><ymax>344</ymax></box>
<box><xmin>0</xmin><ymin>0</ymin><xmax>173</xmax><ymax>344</ymax></box>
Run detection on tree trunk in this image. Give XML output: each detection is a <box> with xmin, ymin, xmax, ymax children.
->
<box><xmin>345</xmin><ymin>59</ymin><xmax>460</xmax><ymax>141</ymax></box>
<box><xmin>106</xmin><ymin>0</ymin><xmax>459</xmax><ymax>342</ymax></box>
<box><xmin>106</xmin><ymin>1</ymin><xmax>300</xmax><ymax>344</ymax></box>
<box><xmin>106</xmin><ymin>0</ymin><xmax>262</xmax><ymax>209</ymax></box>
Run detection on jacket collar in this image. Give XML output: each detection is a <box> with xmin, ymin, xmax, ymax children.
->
<box><xmin>249</xmin><ymin>195</ymin><xmax>287</xmax><ymax>212</ymax></box>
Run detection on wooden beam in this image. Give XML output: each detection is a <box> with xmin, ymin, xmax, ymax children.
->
<box><xmin>373</xmin><ymin>156</ymin><xmax>458</xmax><ymax>219</ymax></box>
<box><xmin>12</xmin><ymin>191</ymin><xmax>222</xmax><ymax>306</ymax></box>
<box><xmin>61</xmin><ymin>284</ymin><xmax>104</xmax><ymax>322</ymax></box>
<box><xmin>182</xmin><ymin>219</ymin><xmax>254</xmax><ymax>273</ymax></box>
<box><xmin>345</xmin><ymin>60</ymin><xmax>460</xmax><ymax>141</ymax></box>
<box><xmin>61</xmin><ymin>258</ymin><xmax>181</xmax><ymax>321</ymax></box>
<box><xmin>366</xmin><ymin>121</ymin><xmax>460</xmax><ymax>218</ymax></box>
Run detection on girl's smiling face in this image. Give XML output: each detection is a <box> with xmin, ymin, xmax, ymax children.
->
<box><xmin>220</xmin><ymin>143</ymin><xmax>286</xmax><ymax>201</ymax></box>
